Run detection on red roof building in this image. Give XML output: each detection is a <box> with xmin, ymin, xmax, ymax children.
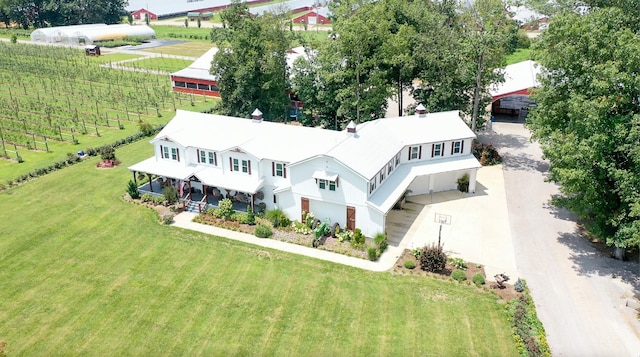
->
<box><xmin>131</xmin><ymin>9</ymin><xmax>158</xmax><ymax>21</ymax></box>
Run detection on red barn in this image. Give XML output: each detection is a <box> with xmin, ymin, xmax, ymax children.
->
<box><xmin>171</xmin><ymin>47</ymin><xmax>220</xmax><ymax>98</ymax></box>
<box><xmin>293</xmin><ymin>10</ymin><xmax>331</xmax><ymax>25</ymax></box>
<box><xmin>131</xmin><ymin>9</ymin><xmax>158</xmax><ymax>21</ymax></box>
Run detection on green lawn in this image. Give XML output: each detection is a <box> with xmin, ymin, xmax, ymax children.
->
<box><xmin>144</xmin><ymin>41</ymin><xmax>216</xmax><ymax>57</ymax></box>
<box><xmin>506</xmin><ymin>48</ymin><xmax>532</xmax><ymax>65</ymax></box>
<box><xmin>0</xmin><ymin>139</ymin><xmax>518</xmax><ymax>356</ymax></box>
<box><xmin>120</xmin><ymin>57</ymin><xmax>194</xmax><ymax>72</ymax></box>
<box><xmin>151</xmin><ymin>25</ymin><xmax>212</xmax><ymax>42</ymax></box>
<box><xmin>86</xmin><ymin>53</ymin><xmax>143</xmax><ymax>64</ymax></box>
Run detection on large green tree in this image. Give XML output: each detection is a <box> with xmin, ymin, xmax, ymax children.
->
<box><xmin>0</xmin><ymin>0</ymin><xmax>126</xmax><ymax>28</ymax></box>
<box><xmin>528</xmin><ymin>7</ymin><xmax>640</xmax><ymax>256</ymax></box>
<box><xmin>211</xmin><ymin>0</ymin><xmax>292</xmax><ymax>121</ymax></box>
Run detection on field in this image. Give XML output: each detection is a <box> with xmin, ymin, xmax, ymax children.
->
<box><xmin>506</xmin><ymin>48</ymin><xmax>533</xmax><ymax>65</ymax></box>
<box><xmin>0</xmin><ymin>43</ymin><xmax>217</xmax><ymax>183</ymax></box>
<box><xmin>0</xmin><ymin>139</ymin><xmax>518</xmax><ymax>356</ymax></box>
<box><xmin>119</xmin><ymin>57</ymin><xmax>194</xmax><ymax>73</ymax></box>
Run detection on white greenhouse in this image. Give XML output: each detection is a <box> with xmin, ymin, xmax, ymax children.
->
<box><xmin>31</xmin><ymin>24</ymin><xmax>156</xmax><ymax>45</ymax></box>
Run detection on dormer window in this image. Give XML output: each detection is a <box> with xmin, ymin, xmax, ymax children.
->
<box><xmin>410</xmin><ymin>146</ymin><xmax>420</xmax><ymax>160</ymax></box>
<box><xmin>198</xmin><ymin>149</ymin><xmax>217</xmax><ymax>165</ymax></box>
<box><xmin>313</xmin><ymin>170</ymin><xmax>339</xmax><ymax>191</ymax></box>
<box><xmin>160</xmin><ymin>145</ymin><xmax>180</xmax><ymax>161</ymax></box>
<box><xmin>451</xmin><ymin>140</ymin><xmax>464</xmax><ymax>154</ymax></box>
<box><xmin>272</xmin><ymin>162</ymin><xmax>287</xmax><ymax>178</ymax></box>
<box><xmin>432</xmin><ymin>143</ymin><xmax>444</xmax><ymax>157</ymax></box>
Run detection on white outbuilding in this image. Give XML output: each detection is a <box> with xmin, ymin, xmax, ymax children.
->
<box><xmin>31</xmin><ymin>24</ymin><xmax>156</xmax><ymax>45</ymax></box>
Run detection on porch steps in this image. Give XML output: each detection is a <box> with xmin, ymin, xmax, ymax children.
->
<box><xmin>184</xmin><ymin>200</ymin><xmax>204</xmax><ymax>213</ymax></box>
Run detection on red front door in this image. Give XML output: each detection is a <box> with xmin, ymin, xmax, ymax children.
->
<box><xmin>301</xmin><ymin>197</ymin><xmax>309</xmax><ymax>221</ymax></box>
<box><xmin>346</xmin><ymin>206</ymin><xmax>356</xmax><ymax>231</ymax></box>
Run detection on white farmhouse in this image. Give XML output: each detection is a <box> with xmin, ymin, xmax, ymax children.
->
<box><xmin>128</xmin><ymin>107</ymin><xmax>481</xmax><ymax>237</ymax></box>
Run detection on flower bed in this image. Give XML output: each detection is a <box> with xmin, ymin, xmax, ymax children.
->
<box><xmin>193</xmin><ymin>212</ymin><xmax>369</xmax><ymax>259</ymax></box>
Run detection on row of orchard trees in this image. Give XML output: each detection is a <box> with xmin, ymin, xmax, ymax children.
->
<box><xmin>211</xmin><ymin>0</ymin><xmax>519</xmax><ymax>128</ymax></box>
<box><xmin>0</xmin><ymin>0</ymin><xmax>126</xmax><ymax>29</ymax></box>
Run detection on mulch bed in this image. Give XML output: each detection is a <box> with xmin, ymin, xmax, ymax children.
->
<box><xmin>391</xmin><ymin>249</ymin><xmax>522</xmax><ymax>301</ymax></box>
<box><xmin>96</xmin><ymin>159</ymin><xmax>121</xmax><ymax>169</ymax></box>
<box><xmin>194</xmin><ymin>214</ymin><xmax>369</xmax><ymax>259</ymax></box>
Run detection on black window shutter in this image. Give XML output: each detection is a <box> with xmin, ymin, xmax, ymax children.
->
<box><xmin>160</xmin><ymin>145</ymin><xmax>164</xmax><ymax>158</ymax></box>
<box><xmin>197</xmin><ymin>149</ymin><xmax>200</xmax><ymax>163</ymax></box>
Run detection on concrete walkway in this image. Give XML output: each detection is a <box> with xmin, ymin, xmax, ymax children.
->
<box><xmin>172</xmin><ymin>162</ymin><xmax>518</xmax><ymax>280</ymax></box>
<box><xmin>172</xmin><ymin>212</ymin><xmax>405</xmax><ymax>272</ymax></box>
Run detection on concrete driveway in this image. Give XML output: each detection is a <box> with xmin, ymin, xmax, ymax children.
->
<box><xmin>387</xmin><ymin>164</ymin><xmax>519</xmax><ymax>281</ymax></box>
<box><xmin>484</xmin><ymin>121</ymin><xmax>640</xmax><ymax>356</ymax></box>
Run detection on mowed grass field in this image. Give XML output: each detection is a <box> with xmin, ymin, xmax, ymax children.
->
<box><xmin>0</xmin><ymin>139</ymin><xmax>518</xmax><ymax>356</ymax></box>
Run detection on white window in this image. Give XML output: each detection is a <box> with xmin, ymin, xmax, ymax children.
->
<box><xmin>163</xmin><ymin>146</ymin><xmax>169</xmax><ymax>159</ymax></box>
<box><xmin>395</xmin><ymin>153</ymin><xmax>401</xmax><ymax>167</ymax></box>
<box><xmin>200</xmin><ymin>150</ymin><xmax>206</xmax><ymax>163</ymax></box>
<box><xmin>379</xmin><ymin>169</ymin><xmax>385</xmax><ymax>183</ymax></box>
<box><xmin>329</xmin><ymin>181</ymin><xmax>336</xmax><ymax>191</ymax></box>
<box><xmin>319</xmin><ymin>179</ymin><xmax>327</xmax><ymax>189</ymax></box>
<box><xmin>369</xmin><ymin>177</ymin><xmax>376</xmax><ymax>194</ymax></box>
<box><xmin>452</xmin><ymin>141</ymin><xmax>462</xmax><ymax>154</ymax></box>
<box><xmin>410</xmin><ymin>146</ymin><xmax>420</xmax><ymax>160</ymax></box>
<box><xmin>242</xmin><ymin>160</ymin><xmax>249</xmax><ymax>173</ymax></box>
<box><xmin>388</xmin><ymin>160</ymin><xmax>394</xmax><ymax>174</ymax></box>
<box><xmin>171</xmin><ymin>148</ymin><xmax>178</xmax><ymax>160</ymax></box>
<box><xmin>232</xmin><ymin>158</ymin><xmax>239</xmax><ymax>171</ymax></box>
<box><xmin>433</xmin><ymin>143</ymin><xmax>443</xmax><ymax>157</ymax></box>
<box><xmin>275</xmin><ymin>163</ymin><xmax>284</xmax><ymax>177</ymax></box>
<box><xmin>208</xmin><ymin>151</ymin><xmax>215</xmax><ymax>165</ymax></box>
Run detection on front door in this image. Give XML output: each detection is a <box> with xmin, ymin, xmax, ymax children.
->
<box><xmin>346</xmin><ymin>206</ymin><xmax>356</xmax><ymax>231</ymax></box>
<box><xmin>301</xmin><ymin>197</ymin><xmax>309</xmax><ymax>221</ymax></box>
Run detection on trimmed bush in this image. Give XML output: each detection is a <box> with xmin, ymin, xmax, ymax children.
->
<box><xmin>403</xmin><ymin>260</ymin><xmax>416</xmax><ymax>269</ymax></box>
<box><xmin>161</xmin><ymin>212</ymin><xmax>174</xmax><ymax>225</ymax></box>
<box><xmin>141</xmin><ymin>193</ymin><xmax>153</xmax><ymax>202</ymax></box>
<box><xmin>514</xmin><ymin>278</ymin><xmax>524</xmax><ymax>292</ymax></box>
<box><xmin>232</xmin><ymin>212</ymin><xmax>249</xmax><ymax>224</ymax></box>
<box><xmin>254</xmin><ymin>224</ymin><xmax>273</xmax><ymax>238</ymax></box>
<box><xmin>451</xmin><ymin>269</ymin><xmax>467</xmax><ymax>282</ymax></box>
<box><xmin>353</xmin><ymin>228</ymin><xmax>365</xmax><ymax>245</ymax></box>
<box><xmin>218</xmin><ymin>198</ymin><xmax>234</xmax><ymax>220</ymax></box>
<box><xmin>472</xmin><ymin>141</ymin><xmax>502</xmax><ymax>166</ymax></box>
<box><xmin>152</xmin><ymin>195</ymin><xmax>165</xmax><ymax>205</ymax></box>
<box><xmin>374</xmin><ymin>232</ymin><xmax>388</xmax><ymax>254</ymax></box>
<box><xmin>246</xmin><ymin>205</ymin><xmax>256</xmax><ymax>225</ymax></box>
<box><xmin>472</xmin><ymin>273</ymin><xmax>485</xmax><ymax>286</ymax></box>
<box><xmin>126</xmin><ymin>180</ymin><xmax>140</xmax><ymax>199</ymax></box>
<box><xmin>100</xmin><ymin>145</ymin><xmax>116</xmax><ymax>161</ymax></box>
<box><xmin>367</xmin><ymin>246</ymin><xmax>378</xmax><ymax>261</ymax></box>
<box><xmin>419</xmin><ymin>242</ymin><xmax>447</xmax><ymax>272</ymax></box>
<box><xmin>162</xmin><ymin>186</ymin><xmax>179</xmax><ymax>204</ymax></box>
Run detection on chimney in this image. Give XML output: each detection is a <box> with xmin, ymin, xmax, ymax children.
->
<box><xmin>415</xmin><ymin>103</ymin><xmax>427</xmax><ymax>118</ymax></box>
<box><xmin>251</xmin><ymin>108</ymin><xmax>263</xmax><ymax>122</ymax></box>
<box><xmin>346</xmin><ymin>120</ymin><xmax>356</xmax><ymax>134</ymax></box>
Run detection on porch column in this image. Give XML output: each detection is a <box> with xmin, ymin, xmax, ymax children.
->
<box><xmin>469</xmin><ymin>169</ymin><xmax>478</xmax><ymax>194</ymax></box>
<box><xmin>188</xmin><ymin>181</ymin><xmax>192</xmax><ymax>200</ymax></box>
<box><xmin>147</xmin><ymin>173</ymin><xmax>153</xmax><ymax>192</ymax></box>
<box><xmin>203</xmin><ymin>185</ymin><xmax>208</xmax><ymax>203</ymax></box>
<box><xmin>250</xmin><ymin>194</ymin><xmax>254</xmax><ymax>212</ymax></box>
<box><xmin>132</xmin><ymin>171</ymin><xmax>137</xmax><ymax>185</ymax></box>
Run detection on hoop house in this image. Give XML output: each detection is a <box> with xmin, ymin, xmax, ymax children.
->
<box><xmin>31</xmin><ymin>24</ymin><xmax>155</xmax><ymax>45</ymax></box>
<box><xmin>30</xmin><ymin>24</ymin><xmax>106</xmax><ymax>43</ymax></box>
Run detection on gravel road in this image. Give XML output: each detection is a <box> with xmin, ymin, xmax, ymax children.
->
<box><xmin>483</xmin><ymin>121</ymin><xmax>640</xmax><ymax>357</ymax></box>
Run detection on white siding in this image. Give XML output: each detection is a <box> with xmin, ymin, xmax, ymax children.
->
<box><xmin>408</xmin><ymin>175</ymin><xmax>431</xmax><ymax>195</ymax></box>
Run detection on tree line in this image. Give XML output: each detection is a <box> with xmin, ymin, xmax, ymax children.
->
<box><xmin>0</xmin><ymin>0</ymin><xmax>127</xmax><ymax>29</ymax></box>
<box><xmin>211</xmin><ymin>0</ymin><xmax>521</xmax><ymax>126</ymax></box>
<box><xmin>528</xmin><ymin>1</ymin><xmax>640</xmax><ymax>257</ymax></box>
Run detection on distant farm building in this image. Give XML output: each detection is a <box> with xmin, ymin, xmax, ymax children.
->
<box><xmin>30</xmin><ymin>24</ymin><xmax>156</xmax><ymax>45</ymax></box>
<box><xmin>171</xmin><ymin>47</ymin><xmax>221</xmax><ymax>97</ymax></box>
<box><xmin>132</xmin><ymin>8</ymin><xmax>158</xmax><ymax>21</ymax></box>
<box><xmin>292</xmin><ymin>8</ymin><xmax>331</xmax><ymax>25</ymax></box>
<box><xmin>490</xmin><ymin>60</ymin><xmax>541</xmax><ymax>120</ymax></box>
<box><xmin>126</xmin><ymin>0</ymin><xmax>313</xmax><ymax>20</ymax></box>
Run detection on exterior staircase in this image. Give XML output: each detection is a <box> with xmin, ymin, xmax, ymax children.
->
<box><xmin>184</xmin><ymin>199</ymin><xmax>203</xmax><ymax>213</ymax></box>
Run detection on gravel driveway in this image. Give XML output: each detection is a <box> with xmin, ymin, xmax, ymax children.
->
<box><xmin>481</xmin><ymin>121</ymin><xmax>640</xmax><ymax>356</ymax></box>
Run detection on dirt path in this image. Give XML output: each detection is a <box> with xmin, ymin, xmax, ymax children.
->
<box><xmin>482</xmin><ymin>122</ymin><xmax>640</xmax><ymax>356</ymax></box>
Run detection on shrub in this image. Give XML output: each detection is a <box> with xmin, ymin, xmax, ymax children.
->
<box><xmin>451</xmin><ymin>269</ymin><xmax>467</xmax><ymax>282</ymax></box>
<box><xmin>100</xmin><ymin>145</ymin><xmax>116</xmax><ymax>161</ymax></box>
<box><xmin>163</xmin><ymin>186</ymin><xmax>179</xmax><ymax>204</ymax></box>
<box><xmin>506</xmin><ymin>290</ymin><xmax>550</xmax><ymax>357</ymax></box>
<box><xmin>265</xmin><ymin>208</ymin><xmax>290</xmax><ymax>228</ymax></box>
<box><xmin>205</xmin><ymin>207</ymin><xmax>217</xmax><ymax>215</ymax></box>
<box><xmin>336</xmin><ymin>229</ymin><xmax>353</xmax><ymax>242</ymax></box>
<box><xmin>292</xmin><ymin>221</ymin><xmax>312</xmax><ymax>234</ymax></box>
<box><xmin>10</xmin><ymin>34</ymin><xmax>17</xmax><ymax>43</ymax></box>
<box><xmin>411</xmin><ymin>247</ymin><xmax>422</xmax><ymax>259</ymax></box>
<box><xmin>246</xmin><ymin>205</ymin><xmax>256</xmax><ymax>225</ymax></box>
<box><xmin>254</xmin><ymin>224</ymin><xmax>273</xmax><ymax>238</ymax></box>
<box><xmin>403</xmin><ymin>260</ymin><xmax>416</xmax><ymax>269</ymax></box>
<box><xmin>472</xmin><ymin>141</ymin><xmax>502</xmax><ymax>166</ymax></box>
<box><xmin>303</xmin><ymin>211</ymin><xmax>315</xmax><ymax>228</ymax></box>
<box><xmin>514</xmin><ymin>278</ymin><xmax>525</xmax><ymax>292</ymax></box>
<box><xmin>367</xmin><ymin>246</ymin><xmax>378</xmax><ymax>261</ymax></box>
<box><xmin>152</xmin><ymin>195</ymin><xmax>166</xmax><ymax>205</ymax></box>
<box><xmin>353</xmin><ymin>228</ymin><xmax>365</xmax><ymax>245</ymax></box>
<box><xmin>457</xmin><ymin>174</ymin><xmax>470</xmax><ymax>193</ymax></box>
<box><xmin>138</xmin><ymin>119</ymin><xmax>155</xmax><ymax>136</ymax></box>
<box><xmin>419</xmin><ymin>242</ymin><xmax>447</xmax><ymax>272</ymax></box>
<box><xmin>161</xmin><ymin>212</ymin><xmax>174</xmax><ymax>225</ymax></box>
<box><xmin>374</xmin><ymin>232</ymin><xmax>388</xmax><ymax>254</ymax></box>
<box><xmin>141</xmin><ymin>193</ymin><xmax>153</xmax><ymax>202</ymax></box>
<box><xmin>126</xmin><ymin>180</ymin><xmax>140</xmax><ymax>199</ymax></box>
<box><xmin>232</xmin><ymin>212</ymin><xmax>249</xmax><ymax>224</ymax></box>
<box><xmin>472</xmin><ymin>273</ymin><xmax>485</xmax><ymax>286</ymax></box>
<box><xmin>448</xmin><ymin>257</ymin><xmax>468</xmax><ymax>270</ymax></box>
<box><xmin>218</xmin><ymin>198</ymin><xmax>234</xmax><ymax>220</ymax></box>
